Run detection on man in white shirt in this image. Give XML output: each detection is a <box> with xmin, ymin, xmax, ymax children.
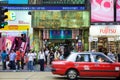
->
<box><xmin>38</xmin><ymin>49</ymin><xmax>45</xmax><ymax>71</ymax></box>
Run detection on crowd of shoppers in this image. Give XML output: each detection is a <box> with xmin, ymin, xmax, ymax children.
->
<box><xmin>0</xmin><ymin>46</ymin><xmax>64</xmax><ymax>71</ymax></box>
<box><xmin>1</xmin><ymin>46</ymin><xmax>120</xmax><ymax>72</ymax></box>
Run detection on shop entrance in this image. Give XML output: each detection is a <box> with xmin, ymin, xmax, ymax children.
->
<box><xmin>45</xmin><ymin>39</ymin><xmax>76</xmax><ymax>50</ymax></box>
<box><xmin>97</xmin><ymin>37</ymin><xmax>108</xmax><ymax>54</ymax></box>
<box><xmin>91</xmin><ymin>37</ymin><xmax>118</xmax><ymax>54</ymax></box>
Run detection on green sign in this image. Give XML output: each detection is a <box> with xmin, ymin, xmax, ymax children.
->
<box><xmin>29</xmin><ymin>0</ymin><xmax>85</xmax><ymax>5</ymax></box>
<box><xmin>33</xmin><ymin>11</ymin><xmax>90</xmax><ymax>29</ymax></box>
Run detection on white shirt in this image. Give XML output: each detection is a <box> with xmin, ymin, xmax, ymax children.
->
<box><xmin>33</xmin><ymin>52</ymin><xmax>37</xmax><ymax>59</ymax></box>
<box><xmin>27</xmin><ymin>53</ymin><xmax>34</xmax><ymax>61</ymax></box>
<box><xmin>38</xmin><ymin>51</ymin><xmax>45</xmax><ymax>60</ymax></box>
<box><xmin>45</xmin><ymin>50</ymin><xmax>49</xmax><ymax>56</ymax></box>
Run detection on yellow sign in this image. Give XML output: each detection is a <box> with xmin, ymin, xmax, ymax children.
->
<box><xmin>5</xmin><ymin>11</ymin><xmax>16</xmax><ymax>21</ymax></box>
<box><xmin>0</xmin><ymin>25</ymin><xmax>29</xmax><ymax>30</ymax></box>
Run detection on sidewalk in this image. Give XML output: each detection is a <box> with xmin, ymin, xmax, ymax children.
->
<box><xmin>0</xmin><ymin>61</ymin><xmax>52</xmax><ymax>72</ymax></box>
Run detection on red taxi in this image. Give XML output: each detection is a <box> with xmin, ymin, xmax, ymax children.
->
<box><xmin>51</xmin><ymin>52</ymin><xmax>120</xmax><ymax>80</ymax></box>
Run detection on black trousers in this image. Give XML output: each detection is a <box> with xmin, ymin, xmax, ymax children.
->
<box><xmin>39</xmin><ymin>59</ymin><xmax>44</xmax><ymax>71</ymax></box>
<box><xmin>2</xmin><ymin>61</ymin><xmax>6</xmax><ymax>70</ymax></box>
<box><xmin>21</xmin><ymin>58</ymin><xmax>24</xmax><ymax>69</ymax></box>
<box><xmin>16</xmin><ymin>60</ymin><xmax>20</xmax><ymax>70</ymax></box>
<box><xmin>10</xmin><ymin>61</ymin><xmax>16</xmax><ymax>70</ymax></box>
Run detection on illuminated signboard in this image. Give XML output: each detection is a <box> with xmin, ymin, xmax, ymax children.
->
<box><xmin>91</xmin><ymin>0</ymin><xmax>114</xmax><ymax>22</ymax></box>
<box><xmin>1</xmin><ymin>0</ymin><xmax>86</xmax><ymax>6</ymax></box>
<box><xmin>33</xmin><ymin>11</ymin><xmax>89</xmax><ymax>28</ymax></box>
<box><xmin>29</xmin><ymin>0</ymin><xmax>85</xmax><ymax>5</ymax></box>
<box><xmin>3</xmin><ymin>6</ymin><xmax>85</xmax><ymax>10</ymax></box>
<box><xmin>49</xmin><ymin>30</ymin><xmax>72</xmax><ymax>39</ymax></box>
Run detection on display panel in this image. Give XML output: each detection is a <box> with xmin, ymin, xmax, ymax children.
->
<box><xmin>33</xmin><ymin>11</ymin><xmax>89</xmax><ymax>28</ymax></box>
<box><xmin>49</xmin><ymin>30</ymin><xmax>72</xmax><ymax>39</ymax></box>
<box><xmin>28</xmin><ymin>0</ymin><xmax>85</xmax><ymax>5</ymax></box>
<box><xmin>116</xmin><ymin>0</ymin><xmax>120</xmax><ymax>21</ymax></box>
<box><xmin>91</xmin><ymin>0</ymin><xmax>114</xmax><ymax>22</ymax></box>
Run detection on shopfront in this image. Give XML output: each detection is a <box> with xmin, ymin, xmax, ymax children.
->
<box><xmin>90</xmin><ymin>25</ymin><xmax>120</xmax><ymax>53</ymax></box>
<box><xmin>32</xmin><ymin>10</ymin><xmax>90</xmax><ymax>51</ymax></box>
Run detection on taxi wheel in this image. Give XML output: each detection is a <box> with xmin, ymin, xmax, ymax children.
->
<box><xmin>67</xmin><ymin>69</ymin><xmax>78</xmax><ymax>80</ymax></box>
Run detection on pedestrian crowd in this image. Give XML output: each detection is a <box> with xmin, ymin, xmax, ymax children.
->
<box><xmin>0</xmin><ymin>47</ymin><xmax>64</xmax><ymax>71</ymax></box>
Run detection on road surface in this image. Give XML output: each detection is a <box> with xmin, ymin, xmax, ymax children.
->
<box><xmin>0</xmin><ymin>72</ymin><xmax>115</xmax><ymax>80</ymax></box>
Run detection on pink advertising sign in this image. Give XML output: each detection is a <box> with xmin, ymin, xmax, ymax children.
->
<box><xmin>91</xmin><ymin>0</ymin><xmax>114</xmax><ymax>22</ymax></box>
<box><xmin>116</xmin><ymin>0</ymin><xmax>120</xmax><ymax>21</ymax></box>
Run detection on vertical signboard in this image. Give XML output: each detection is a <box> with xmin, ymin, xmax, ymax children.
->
<box><xmin>91</xmin><ymin>0</ymin><xmax>114</xmax><ymax>22</ymax></box>
<box><xmin>116</xmin><ymin>0</ymin><xmax>120</xmax><ymax>21</ymax></box>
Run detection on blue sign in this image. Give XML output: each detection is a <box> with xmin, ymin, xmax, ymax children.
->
<box><xmin>3</xmin><ymin>6</ymin><xmax>85</xmax><ymax>10</ymax></box>
<box><xmin>0</xmin><ymin>0</ymin><xmax>8</xmax><ymax>4</ymax></box>
<box><xmin>0</xmin><ymin>0</ymin><xmax>8</xmax><ymax>1</ymax></box>
<box><xmin>8</xmin><ymin>0</ymin><xmax>28</xmax><ymax>4</ymax></box>
<box><xmin>50</xmin><ymin>30</ymin><xmax>72</xmax><ymax>39</ymax></box>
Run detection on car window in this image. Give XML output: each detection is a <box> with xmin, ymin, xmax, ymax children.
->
<box><xmin>76</xmin><ymin>54</ymin><xmax>91</xmax><ymax>62</ymax></box>
<box><xmin>93</xmin><ymin>54</ymin><xmax>112</xmax><ymax>63</ymax></box>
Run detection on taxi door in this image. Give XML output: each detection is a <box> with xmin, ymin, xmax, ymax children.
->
<box><xmin>92</xmin><ymin>62</ymin><xmax>120</xmax><ymax>77</ymax></box>
<box><xmin>75</xmin><ymin>54</ymin><xmax>97</xmax><ymax>77</ymax></box>
<box><xmin>91</xmin><ymin>54</ymin><xmax>120</xmax><ymax>77</ymax></box>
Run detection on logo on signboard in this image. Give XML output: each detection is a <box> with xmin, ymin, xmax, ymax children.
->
<box><xmin>5</xmin><ymin>11</ymin><xmax>16</xmax><ymax>21</ymax></box>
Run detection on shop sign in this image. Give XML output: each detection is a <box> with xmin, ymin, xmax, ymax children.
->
<box><xmin>100</xmin><ymin>26</ymin><xmax>116</xmax><ymax>34</ymax></box>
<box><xmin>8</xmin><ymin>10</ymin><xmax>31</xmax><ymax>25</ymax></box>
<box><xmin>0</xmin><ymin>25</ymin><xmax>29</xmax><ymax>30</ymax></box>
<box><xmin>89</xmin><ymin>37</ymin><xmax>98</xmax><ymax>42</ymax></box>
<box><xmin>92</xmin><ymin>37</ymin><xmax>98</xmax><ymax>41</ymax></box>
<box><xmin>28</xmin><ymin>0</ymin><xmax>85</xmax><ymax>5</ymax></box>
<box><xmin>33</xmin><ymin>11</ymin><xmax>89</xmax><ymax>29</ymax></box>
<box><xmin>90</xmin><ymin>25</ymin><xmax>120</xmax><ymax>36</ymax></box>
<box><xmin>108</xmin><ymin>38</ymin><xmax>115</xmax><ymax>41</ymax></box>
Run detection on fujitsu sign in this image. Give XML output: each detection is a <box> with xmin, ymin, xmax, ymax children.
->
<box><xmin>100</xmin><ymin>26</ymin><xmax>116</xmax><ymax>34</ymax></box>
<box><xmin>90</xmin><ymin>25</ymin><xmax>120</xmax><ymax>36</ymax></box>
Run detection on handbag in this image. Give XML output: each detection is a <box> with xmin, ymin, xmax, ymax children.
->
<box><xmin>8</xmin><ymin>62</ymin><xmax>11</xmax><ymax>67</ymax></box>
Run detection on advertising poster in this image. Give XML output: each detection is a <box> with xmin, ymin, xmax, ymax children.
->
<box><xmin>5</xmin><ymin>37</ymin><xmax>14</xmax><ymax>51</ymax></box>
<box><xmin>91</xmin><ymin>0</ymin><xmax>114</xmax><ymax>22</ymax></box>
<box><xmin>116</xmin><ymin>0</ymin><xmax>120</xmax><ymax>21</ymax></box>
